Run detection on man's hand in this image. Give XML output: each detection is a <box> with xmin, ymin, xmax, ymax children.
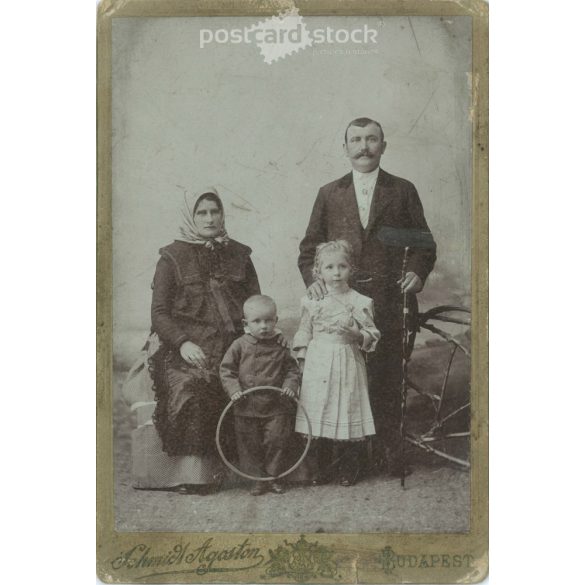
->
<box><xmin>231</xmin><ymin>390</ymin><xmax>244</xmax><ymax>402</ymax></box>
<box><xmin>180</xmin><ymin>341</ymin><xmax>208</xmax><ymax>369</ymax></box>
<box><xmin>282</xmin><ymin>387</ymin><xmax>296</xmax><ymax>399</ymax></box>
<box><xmin>306</xmin><ymin>278</ymin><xmax>328</xmax><ymax>300</ymax></box>
<box><xmin>397</xmin><ymin>272</ymin><xmax>423</xmax><ymax>294</ymax></box>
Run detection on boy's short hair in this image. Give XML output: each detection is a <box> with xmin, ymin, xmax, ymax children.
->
<box><xmin>243</xmin><ymin>294</ymin><xmax>278</xmax><ymax>318</ymax></box>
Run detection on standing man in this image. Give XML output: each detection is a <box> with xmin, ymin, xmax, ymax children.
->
<box><xmin>298</xmin><ymin>117</ymin><xmax>436</xmax><ymax>474</ymax></box>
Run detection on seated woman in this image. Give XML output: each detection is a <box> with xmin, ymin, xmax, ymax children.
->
<box><xmin>144</xmin><ymin>187</ymin><xmax>260</xmax><ymax>494</ymax></box>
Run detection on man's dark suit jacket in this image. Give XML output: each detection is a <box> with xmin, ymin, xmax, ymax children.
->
<box><xmin>298</xmin><ymin>168</ymin><xmax>436</xmax><ymax>332</ymax></box>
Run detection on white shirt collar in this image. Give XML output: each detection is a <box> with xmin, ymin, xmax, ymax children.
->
<box><xmin>352</xmin><ymin>166</ymin><xmax>380</xmax><ymax>183</ymax></box>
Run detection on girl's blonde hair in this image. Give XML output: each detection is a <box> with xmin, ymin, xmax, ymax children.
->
<box><xmin>312</xmin><ymin>239</ymin><xmax>354</xmax><ymax>280</ymax></box>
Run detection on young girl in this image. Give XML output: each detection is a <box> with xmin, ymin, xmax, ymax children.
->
<box><xmin>293</xmin><ymin>240</ymin><xmax>380</xmax><ymax>486</ymax></box>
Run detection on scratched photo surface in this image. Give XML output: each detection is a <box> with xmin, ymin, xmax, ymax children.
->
<box><xmin>112</xmin><ymin>15</ymin><xmax>472</xmax><ymax>532</ymax></box>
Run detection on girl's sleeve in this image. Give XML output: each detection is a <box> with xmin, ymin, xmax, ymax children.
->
<box><xmin>292</xmin><ymin>298</ymin><xmax>313</xmax><ymax>360</ymax></box>
<box><xmin>357</xmin><ymin>299</ymin><xmax>381</xmax><ymax>353</ymax></box>
<box><xmin>282</xmin><ymin>351</ymin><xmax>300</xmax><ymax>395</ymax></box>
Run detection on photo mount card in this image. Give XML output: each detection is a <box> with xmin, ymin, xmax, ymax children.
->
<box><xmin>97</xmin><ymin>0</ymin><xmax>488</xmax><ymax>582</ymax></box>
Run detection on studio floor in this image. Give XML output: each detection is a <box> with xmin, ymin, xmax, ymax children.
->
<box><xmin>113</xmin><ymin>338</ymin><xmax>471</xmax><ymax>533</ymax></box>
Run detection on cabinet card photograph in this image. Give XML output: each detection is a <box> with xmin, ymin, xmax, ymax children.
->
<box><xmin>97</xmin><ymin>0</ymin><xmax>488</xmax><ymax>582</ymax></box>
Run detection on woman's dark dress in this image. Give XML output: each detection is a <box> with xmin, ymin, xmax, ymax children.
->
<box><xmin>150</xmin><ymin>239</ymin><xmax>260</xmax><ymax>466</ymax></box>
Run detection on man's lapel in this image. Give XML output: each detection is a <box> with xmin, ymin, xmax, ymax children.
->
<box><xmin>336</xmin><ymin>173</ymin><xmax>362</xmax><ymax>229</ymax></box>
<box><xmin>334</xmin><ymin>173</ymin><xmax>364</xmax><ymax>255</ymax></box>
<box><xmin>365</xmin><ymin>168</ymin><xmax>393</xmax><ymax>240</ymax></box>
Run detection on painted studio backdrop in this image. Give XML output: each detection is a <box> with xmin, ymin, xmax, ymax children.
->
<box><xmin>112</xmin><ymin>15</ymin><xmax>472</xmax><ymax>368</ymax></box>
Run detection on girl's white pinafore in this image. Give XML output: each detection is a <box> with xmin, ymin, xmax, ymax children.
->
<box><xmin>293</xmin><ymin>289</ymin><xmax>380</xmax><ymax>441</ymax></box>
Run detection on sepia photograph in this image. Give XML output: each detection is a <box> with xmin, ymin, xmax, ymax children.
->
<box><xmin>97</xmin><ymin>1</ymin><xmax>487</xmax><ymax>582</ymax></box>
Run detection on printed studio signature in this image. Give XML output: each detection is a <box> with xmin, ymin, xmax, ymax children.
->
<box><xmin>111</xmin><ymin>538</ymin><xmax>264</xmax><ymax>578</ymax></box>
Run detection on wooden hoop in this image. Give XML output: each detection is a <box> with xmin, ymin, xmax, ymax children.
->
<box><xmin>215</xmin><ymin>385</ymin><xmax>312</xmax><ymax>481</ymax></box>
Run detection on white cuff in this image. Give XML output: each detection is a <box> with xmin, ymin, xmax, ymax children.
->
<box><xmin>360</xmin><ymin>330</ymin><xmax>374</xmax><ymax>352</ymax></box>
<box><xmin>296</xmin><ymin>348</ymin><xmax>307</xmax><ymax>360</ymax></box>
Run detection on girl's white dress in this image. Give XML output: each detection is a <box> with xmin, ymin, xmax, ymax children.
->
<box><xmin>293</xmin><ymin>288</ymin><xmax>381</xmax><ymax>441</ymax></box>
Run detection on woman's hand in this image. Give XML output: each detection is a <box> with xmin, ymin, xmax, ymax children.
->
<box><xmin>336</xmin><ymin>320</ymin><xmax>363</xmax><ymax>345</ymax></box>
<box><xmin>180</xmin><ymin>341</ymin><xmax>208</xmax><ymax>369</ymax></box>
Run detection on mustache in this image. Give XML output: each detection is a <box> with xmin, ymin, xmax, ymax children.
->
<box><xmin>354</xmin><ymin>151</ymin><xmax>373</xmax><ymax>158</ymax></box>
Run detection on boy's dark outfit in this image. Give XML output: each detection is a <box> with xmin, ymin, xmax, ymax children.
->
<box><xmin>220</xmin><ymin>333</ymin><xmax>300</xmax><ymax>478</ymax></box>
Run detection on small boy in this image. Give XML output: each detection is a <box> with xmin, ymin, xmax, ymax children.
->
<box><xmin>220</xmin><ymin>295</ymin><xmax>299</xmax><ymax>496</ymax></box>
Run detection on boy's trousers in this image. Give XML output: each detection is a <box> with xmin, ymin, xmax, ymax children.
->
<box><xmin>234</xmin><ymin>414</ymin><xmax>294</xmax><ymax>478</ymax></box>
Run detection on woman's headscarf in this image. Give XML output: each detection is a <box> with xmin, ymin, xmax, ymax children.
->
<box><xmin>176</xmin><ymin>187</ymin><xmax>230</xmax><ymax>249</ymax></box>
